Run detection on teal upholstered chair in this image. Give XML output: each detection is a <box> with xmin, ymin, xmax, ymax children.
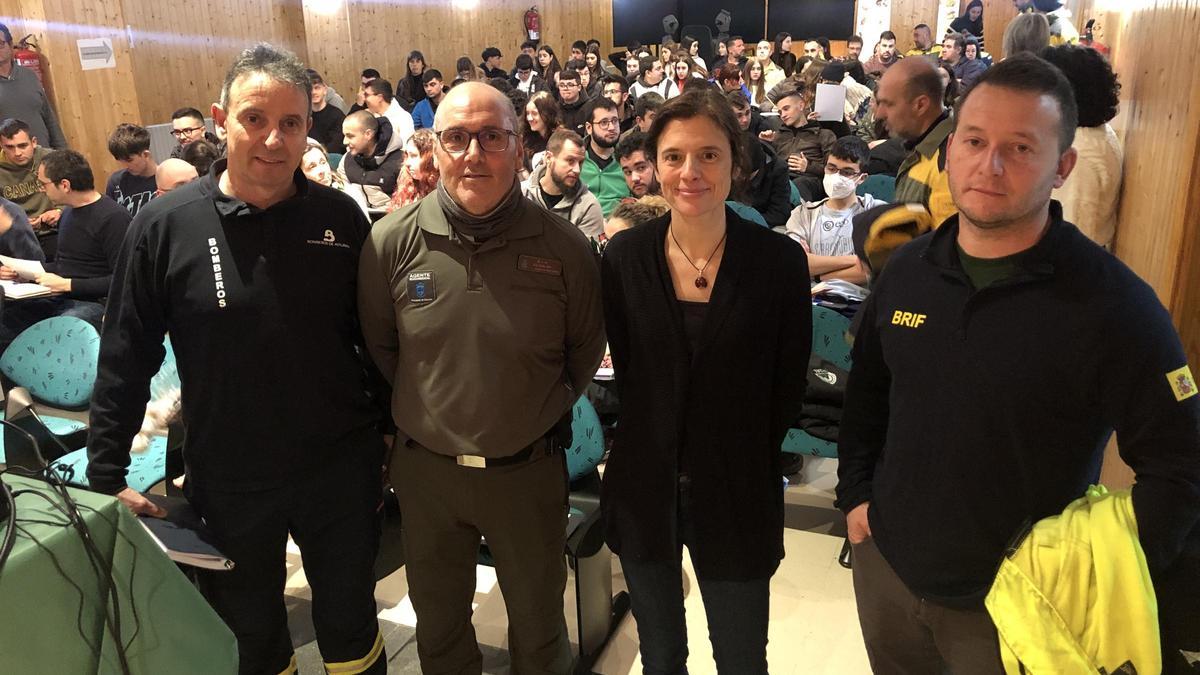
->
<box><xmin>782</xmin><ymin>306</ymin><xmax>852</xmax><ymax>459</ymax></box>
<box><xmin>0</xmin><ymin>317</ymin><xmax>98</xmax><ymax>465</ymax></box>
<box><xmin>789</xmin><ymin>181</ymin><xmax>802</xmax><ymax>207</ymax></box>
<box><xmin>726</xmin><ymin>201</ymin><xmax>770</xmax><ymax>227</ymax></box>
<box><xmin>857</xmin><ymin>174</ymin><xmax>896</xmax><ymax>203</ymax></box>
<box><xmin>53</xmin><ymin>337</ymin><xmax>181</xmax><ymax>493</ymax></box>
<box><xmin>327</xmin><ymin>152</ymin><xmax>343</xmax><ymax>171</ymax></box>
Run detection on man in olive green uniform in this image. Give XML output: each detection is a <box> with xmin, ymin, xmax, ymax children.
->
<box><xmin>358</xmin><ymin>82</ymin><xmax>604</xmax><ymax>674</ymax></box>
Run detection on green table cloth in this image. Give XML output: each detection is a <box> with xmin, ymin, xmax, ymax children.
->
<box><xmin>0</xmin><ymin>475</ymin><xmax>237</xmax><ymax>673</ymax></box>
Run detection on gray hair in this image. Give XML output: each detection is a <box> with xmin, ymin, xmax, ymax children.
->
<box><xmin>219</xmin><ymin>43</ymin><xmax>312</xmax><ymax>116</ymax></box>
<box><xmin>1002</xmin><ymin>13</ymin><xmax>1051</xmax><ymax>60</ymax></box>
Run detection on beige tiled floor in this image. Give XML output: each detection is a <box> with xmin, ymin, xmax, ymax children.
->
<box><xmin>285</xmin><ymin>457</ymin><xmax>872</xmax><ymax>673</ymax></box>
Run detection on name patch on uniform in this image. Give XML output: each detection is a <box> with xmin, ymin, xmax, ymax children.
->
<box><xmin>891</xmin><ymin>310</ymin><xmax>927</xmax><ymax>328</ymax></box>
<box><xmin>407</xmin><ymin>271</ymin><xmax>436</xmax><ymax>304</ymax></box>
<box><xmin>517</xmin><ymin>255</ymin><xmax>563</xmax><ymax>276</ymax></box>
<box><xmin>1167</xmin><ymin>365</ymin><xmax>1197</xmax><ymax>402</ymax></box>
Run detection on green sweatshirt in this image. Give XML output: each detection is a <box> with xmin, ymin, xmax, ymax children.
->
<box><xmin>0</xmin><ymin>145</ymin><xmax>53</xmax><ymax>219</ymax></box>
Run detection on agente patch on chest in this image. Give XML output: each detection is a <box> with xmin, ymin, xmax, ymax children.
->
<box><xmin>407</xmin><ymin>270</ymin><xmax>436</xmax><ymax>304</ymax></box>
<box><xmin>891</xmin><ymin>310</ymin><xmax>927</xmax><ymax>328</ymax></box>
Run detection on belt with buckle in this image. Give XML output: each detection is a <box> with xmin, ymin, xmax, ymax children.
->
<box><xmin>412</xmin><ymin>436</ymin><xmax>555</xmax><ymax>469</ymax></box>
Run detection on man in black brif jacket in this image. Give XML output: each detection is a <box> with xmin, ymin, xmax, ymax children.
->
<box><xmin>836</xmin><ymin>55</ymin><xmax>1200</xmax><ymax>673</ymax></box>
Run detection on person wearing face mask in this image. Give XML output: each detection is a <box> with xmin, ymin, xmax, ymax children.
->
<box><xmin>785</xmin><ymin>136</ymin><xmax>881</xmax><ymax>298</ymax></box>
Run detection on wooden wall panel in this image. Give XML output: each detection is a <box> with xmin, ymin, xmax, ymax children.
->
<box><xmin>122</xmin><ymin>0</ymin><xmax>309</xmax><ymax>126</ymax></box>
<box><xmin>981</xmin><ymin>0</ymin><xmax>1018</xmax><ymax>56</ymax></box>
<box><xmin>301</xmin><ymin>0</ymin><xmax>614</xmax><ymax>115</ymax></box>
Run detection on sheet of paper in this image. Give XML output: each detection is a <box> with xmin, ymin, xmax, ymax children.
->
<box><xmin>0</xmin><ymin>255</ymin><xmax>45</xmax><ymax>280</ymax></box>
<box><xmin>815</xmin><ymin>83</ymin><xmax>847</xmax><ymax>122</ymax></box>
<box><xmin>0</xmin><ymin>279</ymin><xmax>53</xmax><ymax>299</ymax></box>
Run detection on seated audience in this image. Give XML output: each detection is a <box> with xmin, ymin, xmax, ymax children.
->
<box><xmin>773</xmin><ymin>85</ymin><xmax>837</xmax><ymax>201</ymax></box>
<box><xmin>1043</xmin><ymin>44</ymin><xmax>1123</xmax><ymax>249</ymax></box>
<box><xmin>744</xmin><ymin>137</ymin><xmax>792</xmax><ymax>229</ymax></box>
<box><xmin>568</xmin><ymin>58</ymin><xmax>600</xmax><ymax>100</ymax></box>
<box><xmin>510</xmin><ymin>54</ymin><xmax>547</xmax><ymax>95</ymax></box>
<box><xmin>396</xmin><ymin>50</ymin><xmax>428</xmax><ymax>110</ymax></box>
<box><xmin>844</xmin><ymin>34</ymin><xmax>866</xmax><ymax>61</ymax></box>
<box><xmin>603</xmin><ymin>195</ymin><xmax>669</xmax><ymax>241</ymax></box>
<box><xmin>600</xmin><ymin>76</ymin><xmax>634</xmax><ymax>132</ymax></box>
<box><xmin>629</xmin><ymin>56</ymin><xmax>674</xmax><ymax>100</ymax></box>
<box><xmin>307</xmin><ymin>68</ymin><xmax>346</xmax><ymax>153</ymax></box>
<box><xmin>387</xmin><ymin>128</ymin><xmax>438</xmax><ymax>212</ymax></box>
<box><xmin>615</xmin><ymin>130</ymin><xmax>660</xmax><ymax>198</ymax></box>
<box><xmin>479</xmin><ymin>47</ymin><xmax>506</xmax><ymax>79</ymax></box>
<box><xmin>181</xmin><ymin>139</ymin><xmax>220</xmax><ymax>177</ymax></box>
<box><xmin>521</xmin><ymin>128</ymin><xmax>604</xmax><ymax>239</ymax></box>
<box><xmin>337</xmin><ymin>110</ymin><xmax>403</xmax><ymax>208</ymax></box>
<box><xmin>744</xmin><ymin>59</ymin><xmax>773</xmax><ymax>111</ymax></box>
<box><xmin>0</xmin><ymin>195</ymin><xmax>43</xmax><ymax>260</ymax></box>
<box><xmin>104</xmin><ymin>123</ymin><xmax>157</xmax><ymax>218</ymax></box>
<box><xmin>906</xmin><ymin>24</ymin><xmax>942</xmax><ymax>58</ymax></box>
<box><xmin>1003</xmin><ymin>12</ymin><xmax>1051</xmax><ymax>58</ymax></box>
<box><xmin>0</xmin><ymin>149</ymin><xmax>131</xmax><ymax>349</ymax></box>
<box><xmin>411</xmin><ymin>69</ymin><xmax>446</xmax><ymax>130</ymax></box>
<box><xmin>580</xmin><ymin>97</ymin><xmax>631</xmax><ymax>217</ymax></box>
<box><xmin>619</xmin><ymin>91</ymin><xmax>663</xmax><ymax>145</ymax></box>
<box><xmin>349</xmin><ymin>67</ymin><xmax>382</xmax><ymax>113</ymax></box>
<box><xmin>949</xmin><ymin>0</ymin><xmax>986</xmax><ymax>49</ymax></box>
<box><xmin>876</xmin><ymin>57</ymin><xmax>955</xmax><ymax>228</ymax></box>
<box><xmin>957</xmin><ymin>36</ymin><xmax>989</xmax><ymax>89</ymax></box>
<box><xmin>154</xmin><ymin>158</ymin><xmax>198</xmax><ymax>196</ymax></box>
<box><xmin>771</xmin><ymin>32</ymin><xmax>797</xmax><ymax>78</ymax></box>
<box><xmin>785</xmin><ymin>136</ymin><xmax>882</xmax><ymax>293</ymax></box>
<box><xmin>522</xmin><ymin>91</ymin><xmax>561</xmax><ymax>172</ymax></box>
<box><xmin>556</xmin><ymin>70</ymin><xmax>590</xmax><ymax>136</ymax></box>
<box><xmin>300</xmin><ymin>139</ymin><xmax>369</xmax><ymax>215</ymax></box>
<box><xmin>169</xmin><ymin>106</ymin><xmax>219</xmax><ymax>159</ymax></box>
<box><xmin>864</xmin><ymin>31</ymin><xmax>902</xmax><ymax>79</ymax></box>
<box><xmin>363</xmin><ymin>77</ymin><xmax>415</xmax><ymax>148</ymax></box>
<box><xmin>536</xmin><ymin>45</ymin><xmax>563</xmax><ymax>86</ymax></box>
<box><xmin>0</xmin><ymin>117</ymin><xmax>58</xmax><ymax>229</ymax></box>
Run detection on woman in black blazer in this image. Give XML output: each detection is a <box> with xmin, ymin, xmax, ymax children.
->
<box><xmin>600</xmin><ymin>88</ymin><xmax>811</xmax><ymax>673</ymax></box>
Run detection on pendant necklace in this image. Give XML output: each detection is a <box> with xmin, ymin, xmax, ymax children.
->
<box><xmin>669</xmin><ymin>225</ymin><xmax>727</xmax><ymax>289</ymax></box>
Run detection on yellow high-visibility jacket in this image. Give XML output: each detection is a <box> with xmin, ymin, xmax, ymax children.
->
<box><xmin>985</xmin><ymin>485</ymin><xmax>1160</xmax><ymax>675</ymax></box>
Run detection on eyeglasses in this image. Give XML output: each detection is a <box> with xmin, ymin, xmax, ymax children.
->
<box><xmin>171</xmin><ymin>126</ymin><xmax>204</xmax><ymax>137</ymax></box>
<box><xmin>824</xmin><ymin>165</ymin><xmax>862</xmax><ymax>178</ymax></box>
<box><xmin>591</xmin><ymin>118</ymin><xmax>620</xmax><ymax>129</ymax></box>
<box><xmin>558</xmin><ymin>81</ymin><xmax>580</xmax><ymax>89</ymax></box>
<box><xmin>435</xmin><ymin>128</ymin><xmax>516</xmax><ymax>153</ymax></box>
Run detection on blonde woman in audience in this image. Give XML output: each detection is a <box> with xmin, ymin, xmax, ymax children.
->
<box><xmin>301</xmin><ymin>138</ymin><xmax>369</xmax><ymax>215</ymax></box>
<box><xmin>1002</xmin><ymin>12</ymin><xmax>1051</xmax><ymax>59</ymax></box>
<box><xmin>387</xmin><ymin>129</ymin><xmax>439</xmax><ymax>212</ymax></box>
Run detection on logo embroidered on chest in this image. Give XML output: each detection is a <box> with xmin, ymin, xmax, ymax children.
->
<box><xmin>208</xmin><ymin>237</ymin><xmax>227</xmax><ymax>308</ymax></box>
<box><xmin>891</xmin><ymin>310</ymin><xmax>927</xmax><ymax>328</ymax></box>
<box><xmin>305</xmin><ymin>227</ymin><xmax>351</xmax><ymax>249</ymax></box>
<box><xmin>407</xmin><ymin>271</ymin><xmax>436</xmax><ymax>304</ymax></box>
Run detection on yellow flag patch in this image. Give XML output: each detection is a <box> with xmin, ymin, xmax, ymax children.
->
<box><xmin>1167</xmin><ymin>366</ymin><xmax>1197</xmax><ymax>402</ymax></box>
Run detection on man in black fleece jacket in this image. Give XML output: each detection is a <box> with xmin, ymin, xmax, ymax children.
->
<box><xmin>0</xmin><ymin>149</ymin><xmax>128</xmax><ymax>349</ymax></box>
<box><xmin>836</xmin><ymin>55</ymin><xmax>1200</xmax><ymax>673</ymax></box>
<box><xmin>86</xmin><ymin>45</ymin><xmax>387</xmax><ymax>674</ymax></box>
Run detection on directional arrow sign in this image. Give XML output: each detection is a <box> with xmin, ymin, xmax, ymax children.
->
<box><xmin>77</xmin><ymin>38</ymin><xmax>115</xmax><ymax>71</ymax></box>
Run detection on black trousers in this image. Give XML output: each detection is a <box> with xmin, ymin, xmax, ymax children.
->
<box><xmin>187</xmin><ymin>442</ymin><xmax>386</xmax><ymax>675</ymax></box>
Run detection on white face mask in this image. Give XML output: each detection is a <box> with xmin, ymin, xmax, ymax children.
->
<box><xmin>823</xmin><ymin>172</ymin><xmax>859</xmax><ymax>200</ymax></box>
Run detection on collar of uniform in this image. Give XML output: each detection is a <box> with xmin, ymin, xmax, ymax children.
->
<box><xmin>905</xmin><ymin>110</ymin><xmax>953</xmax><ymax>156</ymax></box>
<box><xmin>922</xmin><ymin>200</ymin><xmax>1066</xmax><ymax>276</ymax></box>
<box><xmin>202</xmin><ymin>158</ymin><xmax>309</xmax><ymax>217</ymax></box>
<box><xmin>415</xmin><ymin>188</ymin><xmax>543</xmax><ymax>240</ymax></box>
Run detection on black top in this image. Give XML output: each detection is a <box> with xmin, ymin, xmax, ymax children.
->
<box><xmin>677</xmin><ymin>300</ymin><xmax>707</xmax><ymax>357</ymax></box>
<box><xmin>836</xmin><ymin>202</ymin><xmax>1200</xmax><ymax>605</ymax></box>
<box><xmin>600</xmin><ymin>209</ymin><xmax>812</xmax><ymax>580</ymax></box>
<box><xmin>44</xmin><ymin>195</ymin><xmax>131</xmax><ymax>299</ymax></box>
<box><xmin>105</xmin><ymin>169</ymin><xmax>157</xmax><ymax>218</ymax></box>
<box><xmin>311</xmin><ymin>104</ymin><xmax>346</xmax><ymax>154</ymax></box>
<box><xmin>539</xmin><ymin>185</ymin><xmax>564</xmax><ymax>209</ymax></box>
<box><xmin>86</xmin><ymin>159</ymin><xmax>383</xmax><ymax>494</ymax></box>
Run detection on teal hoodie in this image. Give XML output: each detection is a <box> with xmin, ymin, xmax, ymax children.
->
<box><xmin>580</xmin><ymin>140</ymin><xmax>630</xmax><ymax>217</ymax></box>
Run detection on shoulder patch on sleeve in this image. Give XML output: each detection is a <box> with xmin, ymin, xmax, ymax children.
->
<box><xmin>1167</xmin><ymin>365</ymin><xmax>1197</xmax><ymax>402</ymax></box>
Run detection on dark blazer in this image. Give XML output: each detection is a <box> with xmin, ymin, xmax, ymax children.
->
<box><xmin>600</xmin><ymin>209</ymin><xmax>812</xmax><ymax>580</ymax></box>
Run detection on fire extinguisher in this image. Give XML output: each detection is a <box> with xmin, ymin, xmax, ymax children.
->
<box><xmin>524</xmin><ymin>6</ymin><xmax>541</xmax><ymax>42</ymax></box>
<box><xmin>14</xmin><ymin>35</ymin><xmax>48</xmax><ymax>89</ymax></box>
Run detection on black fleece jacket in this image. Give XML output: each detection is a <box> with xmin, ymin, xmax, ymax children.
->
<box><xmin>836</xmin><ymin>202</ymin><xmax>1200</xmax><ymax>606</ymax></box>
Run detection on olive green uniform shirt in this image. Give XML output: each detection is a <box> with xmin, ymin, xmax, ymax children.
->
<box><xmin>358</xmin><ymin>195</ymin><xmax>605</xmax><ymax>458</ymax></box>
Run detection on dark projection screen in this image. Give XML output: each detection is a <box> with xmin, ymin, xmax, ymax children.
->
<box><xmin>612</xmin><ymin>0</ymin><xmax>856</xmax><ymax>47</ymax></box>
<box><xmin>767</xmin><ymin>0</ymin><xmax>856</xmax><ymax>41</ymax></box>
